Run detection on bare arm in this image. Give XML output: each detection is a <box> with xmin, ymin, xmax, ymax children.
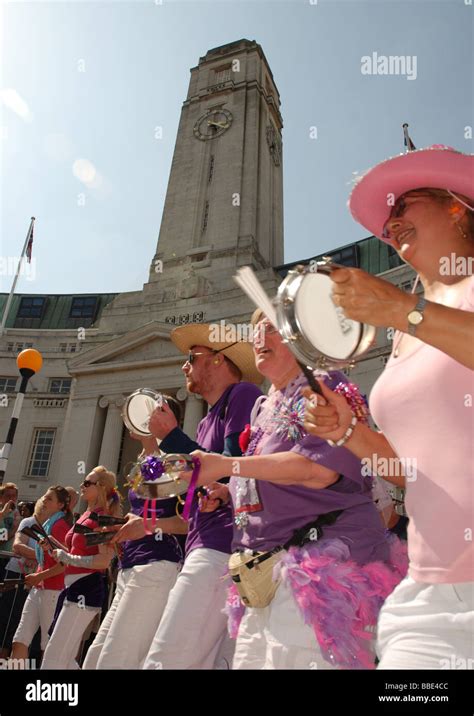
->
<box><xmin>189</xmin><ymin>451</ymin><xmax>339</xmax><ymax>490</ymax></box>
<box><xmin>393</xmin><ymin>295</ymin><xmax>474</xmax><ymax>370</ymax></box>
<box><xmin>153</xmin><ymin>515</ymin><xmax>188</xmax><ymax>535</ymax></box>
<box><xmin>302</xmin><ymin>384</ymin><xmax>405</xmax><ymax>488</ymax></box>
<box><xmin>13</xmin><ymin>531</ymin><xmax>37</xmax><ymax>562</ymax></box>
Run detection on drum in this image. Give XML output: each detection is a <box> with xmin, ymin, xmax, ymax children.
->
<box><xmin>127</xmin><ymin>453</ymin><xmax>192</xmax><ymax>500</ymax></box>
<box><xmin>275</xmin><ymin>258</ymin><xmax>376</xmax><ymax>370</ymax></box>
<box><xmin>121</xmin><ymin>388</ymin><xmax>164</xmax><ymax>437</ymax></box>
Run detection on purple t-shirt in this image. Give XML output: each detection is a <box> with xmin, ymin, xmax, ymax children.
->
<box><xmin>185</xmin><ymin>382</ymin><xmax>262</xmax><ymax>557</ymax></box>
<box><xmin>119</xmin><ymin>490</ymin><xmax>183</xmax><ymax>570</ymax></box>
<box><xmin>229</xmin><ymin>372</ymin><xmax>390</xmax><ymax>566</ymax></box>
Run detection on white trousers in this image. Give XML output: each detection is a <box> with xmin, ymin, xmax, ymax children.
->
<box><xmin>13</xmin><ymin>587</ymin><xmax>61</xmax><ymax>651</ymax></box>
<box><xmin>143</xmin><ymin>548</ymin><xmax>234</xmax><ymax>670</ymax></box>
<box><xmin>83</xmin><ymin>560</ymin><xmax>180</xmax><ymax>670</ymax></box>
<box><xmin>41</xmin><ymin>575</ymin><xmax>101</xmax><ymax>670</ymax></box>
<box><xmin>377</xmin><ymin>576</ymin><xmax>474</xmax><ymax>669</ymax></box>
<box><xmin>232</xmin><ymin>579</ymin><xmax>343</xmax><ymax>670</ymax></box>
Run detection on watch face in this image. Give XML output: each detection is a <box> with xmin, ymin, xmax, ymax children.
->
<box><xmin>407</xmin><ymin>310</ymin><xmax>424</xmax><ymax>326</ymax></box>
<box><xmin>193</xmin><ymin>109</ymin><xmax>233</xmax><ymax>140</ymax></box>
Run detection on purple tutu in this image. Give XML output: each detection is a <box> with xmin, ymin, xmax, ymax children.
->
<box><xmin>225</xmin><ymin>536</ymin><xmax>408</xmax><ymax>669</ymax></box>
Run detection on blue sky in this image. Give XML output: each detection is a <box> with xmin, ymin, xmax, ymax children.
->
<box><xmin>1</xmin><ymin>0</ymin><xmax>472</xmax><ymax>295</ymax></box>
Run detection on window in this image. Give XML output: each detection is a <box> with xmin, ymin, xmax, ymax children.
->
<box><xmin>324</xmin><ymin>245</ymin><xmax>359</xmax><ymax>267</ymax></box>
<box><xmin>387</xmin><ymin>245</ymin><xmax>404</xmax><ymax>269</ymax></box>
<box><xmin>0</xmin><ymin>377</ymin><xmax>17</xmax><ymax>393</ymax></box>
<box><xmin>49</xmin><ymin>378</ymin><xmax>72</xmax><ymax>394</ymax></box>
<box><xmin>70</xmin><ymin>297</ymin><xmax>97</xmax><ymax>319</ymax></box>
<box><xmin>59</xmin><ymin>343</ymin><xmax>76</xmax><ymax>353</ymax></box>
<box><xmin>10</xmin><ymin>341</ymin><xmax>33</xmax><ymax>352</ymax></box>
<box><xmin>26</xmin><ymin>429</ymin><xmax>56</xmax><ymax>477</ymax></box>
<box><xmin>202</xmin><ymin>201</ymin><xmax>210</xmax><ymax>232</ymax></box>
<box><xmin>213</xmin><ymin>65</ymin><xmax>231</xmax><ymax>84</ymax></box>
<box><xmin>208</xmin><ymin>155</ymin><xmax>215</xmax><ymax>183</ymax></box>
<box><xmin>17</xmin><ymin>297</ymin><xmax>46</xmax><ymax>319</ymax></box>
<box><xmin>400</xmin><ymin>279</ymin><xmax>414</xmax><ymax>292</ymax></box>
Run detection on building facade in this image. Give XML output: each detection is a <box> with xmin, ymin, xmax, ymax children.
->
<box><xmin>0</xmin><ymin>39</ymin><xmax>416</xmax><ymax>500</ymax></box>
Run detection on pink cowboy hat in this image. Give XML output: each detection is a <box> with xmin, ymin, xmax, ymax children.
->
<box><xmin>348</xmin><ymin>145</ymin><xmax>474</xmax><ymax>242</ymax></box>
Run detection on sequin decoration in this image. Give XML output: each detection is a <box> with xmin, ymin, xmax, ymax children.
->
<box><xmin>234</xmin><ymin>512</ymin><xmax>250</xmax><ymax>529</ymax></box>
<box><xmin>333</xmin><ymin>382</ymin><xmax>370</xmax><ymax>424</ymax></box>
<box><xmin>271</xmin><ymin>396</ymin><xmax>307</xmax><ymax>442</ymax></box>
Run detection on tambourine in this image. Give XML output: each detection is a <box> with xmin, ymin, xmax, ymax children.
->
<box><xmin>275</xmin><ymin>258</ymin><xmax>376</xmax><ymax>370</ymax></box>
<box><xmin>126</xmin><ymin>453</ymin><xmax>192</xmax><ymax>501</ymax></box>
<box><xmin>121</xmin><ymin>388</ymin><xmax>165</xmax><ymax>437</ymax></box>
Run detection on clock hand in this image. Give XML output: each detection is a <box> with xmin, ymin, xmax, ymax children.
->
<box><xmin>207</xmin><ymin>120</ymin><xmax>227</xmax><ymax>128</ymax></box>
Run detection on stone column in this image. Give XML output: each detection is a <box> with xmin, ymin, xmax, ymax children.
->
<box><xmin>98</xmin><ymin>398</ymin><xmax>124</xmax><ymax>472</ymax></box>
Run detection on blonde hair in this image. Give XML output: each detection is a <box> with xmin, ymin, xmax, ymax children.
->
<box><xmin>250</xmin><ymin>308</ymin><xmax>266</xmax><ymax>326</ymax></box>
<box><xmin>90</xmin><ymin>466</ymin><xmax>122</xmax><ymax>518</ymax></box>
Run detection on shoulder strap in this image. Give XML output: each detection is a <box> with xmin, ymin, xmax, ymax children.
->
<box><xmin>218</xmin><ymin>383</ymin><xmax>238</xmax><ymax>420</ymax></box>
<box><xmin>250</xmin><ymin>395</ymin><xmax>267</xmax><ymax>424</ymax></box>
<box><xmin>283</xmin><ymin>509</ymin><xmax>344</xmax><ymax>550</ymax></box>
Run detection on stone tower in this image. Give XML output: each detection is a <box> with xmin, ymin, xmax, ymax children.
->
<box><xmin>139</xmin><ymin>38</ymin><xmax>284</xmax><ymax>327</ymax></box>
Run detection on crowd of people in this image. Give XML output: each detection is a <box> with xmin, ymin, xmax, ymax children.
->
<box><xmin>0</xmin><ymin>144</ymin><xmax>472</xmax><ymax>670</ymax></box>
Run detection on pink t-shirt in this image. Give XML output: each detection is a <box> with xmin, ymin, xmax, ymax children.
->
<box><xmin>370</xmin><ymin>276</ymin><xmax>474</xmax><ymax>584</ymax></box>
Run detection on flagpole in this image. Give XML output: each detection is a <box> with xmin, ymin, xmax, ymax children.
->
<box><xmin>0</xmin><ymin>217</ymin><xmax>35</xmax><ymax>338</ymax></box>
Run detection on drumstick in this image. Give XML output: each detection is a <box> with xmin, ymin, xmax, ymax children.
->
<box><xmin>298</xmin><ymin>362</ymin><xmax>324</xmax><ymax>396</ymax></box>
<box><xmin>32</xmin><ymin>519</ymin><xmax>55</xmax><ymax>551</ymax></box>
<box><xmin>234</xmin><ymin>267</ymin><xmax>278</xmax><ymax>327</ymax></box>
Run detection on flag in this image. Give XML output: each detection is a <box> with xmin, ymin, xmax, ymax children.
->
<box><xmin>26</xmin><ymin>222</ymin><xmax>34</xmax><ymax>263</ymax></box>
<box><xmin>402</xmin><ymin>123</ymin><xmax>416</xmax><ymax>152</ymax></box>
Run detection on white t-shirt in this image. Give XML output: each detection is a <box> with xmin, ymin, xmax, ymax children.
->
<box><xmin>6</xmin><ymin>516</ymin><xmax>37</xmax><ymax>574</ymax></box>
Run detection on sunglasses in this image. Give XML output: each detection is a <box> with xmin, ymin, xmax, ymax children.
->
<box><xmin>81</xmin><ymin>479</ymin><xmax>98</xmax><ymax>488</ymax></box>
<box><xmin>185</xmin><ymin>343</ymin><xmax>238</xmax><ymax>365</ymax></box>
<box><xmin>186</xmin><ymin>351</ymin><xmax>209</xmax><ymax>364</ymax></box>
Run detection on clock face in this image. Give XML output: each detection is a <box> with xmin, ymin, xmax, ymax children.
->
<box><xmin>193</xmin><ymin>109</ymin><xmax>233</xmax><ymax>141</ymax></box>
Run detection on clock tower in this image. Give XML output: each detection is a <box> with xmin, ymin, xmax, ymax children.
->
<box><xmin>142</xmin><ymin>39</ymin><xmax>284</xmax><ymax>323</ymax></box>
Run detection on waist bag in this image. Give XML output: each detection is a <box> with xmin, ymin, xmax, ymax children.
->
<box><xmin>229</xmin><ymin>508</ymin><xmax>343</xmax><ymax>609</ymax></box>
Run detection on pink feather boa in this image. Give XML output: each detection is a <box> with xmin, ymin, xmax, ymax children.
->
<box><xmin>225</xmin><ymin>536</ymin><xmax>408</xmax><ymax>669</ymax></box>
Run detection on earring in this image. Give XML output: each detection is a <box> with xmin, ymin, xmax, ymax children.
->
<box><xmin>214</xmin><ymin>359</ymin><xmax>219</xmax><ymax>365</ymax></box>
<box><xmin>456</xmin><ymin>222</ymin><xmax>468</xmax><ymax>240</ymax></box>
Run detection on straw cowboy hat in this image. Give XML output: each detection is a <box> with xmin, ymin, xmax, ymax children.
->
<box><xmin>348</xmin><ymin>145</ymin><xmax>474</xmax><ymax>242</ymax></box>
<box><xmin>170</xmin><ymin>323</ymin><xmax>263</xmax><ymax>385</ymax></box>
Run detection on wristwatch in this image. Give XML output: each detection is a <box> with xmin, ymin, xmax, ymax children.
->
<box><xmin>407</xmin><ymin>296</ymin><xmax>427</xmax><ymax>336</ymax></box>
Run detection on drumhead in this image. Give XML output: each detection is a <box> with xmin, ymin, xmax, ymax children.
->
<box><xmin>122</xmin><ymin>389</ymin><xmax>163</xmax><ymax>437</ymax></box>
<box><xmin>295</xmin><ymin>272</ymin><xmax>361</xmax><ymax>360</ymax></box>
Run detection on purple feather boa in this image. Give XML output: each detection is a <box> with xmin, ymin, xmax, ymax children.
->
<box><xmin>225</xmin><ymin>536</ymin><xmax>408</xmax><ymax>669</ymax></box>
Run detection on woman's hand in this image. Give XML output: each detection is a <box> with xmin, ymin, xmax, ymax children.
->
<box><xmin>198</xmin><ymin>482</ymin><xmax>230</xmax><ymax>513</ymax></box>
<box><xmin>330</xmin><ymin>267</ymin><xmax>414</xmax><ymax>329</ymax></box>
<box><xmin>185</xmin><ymin>451</ymin><xmax>229</xmax><ymax>486</ymax></box>
<box><xmin>24</xmin><ymin>573</ymin><xmax>43</xmax><ymax>589</ymax></box>
<box><xmin>302</xmin><ymin>381</ymin><xmax>353</xmax><ymax>443</ymax></box>
<box><xmin>110</xmin><ymin>514</ymin><xmax>146</xmax><ymax>544</ymax></box>
<box><xmin>37</xmin><ymin>538</ymin><xmax>52</xmax><ymax>555</ymax></box>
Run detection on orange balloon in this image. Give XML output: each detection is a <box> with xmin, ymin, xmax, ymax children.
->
<box><xmin>17</xmin><ymin>348</ymin><xmax>43</xmax><ymax>374</ymax></box>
